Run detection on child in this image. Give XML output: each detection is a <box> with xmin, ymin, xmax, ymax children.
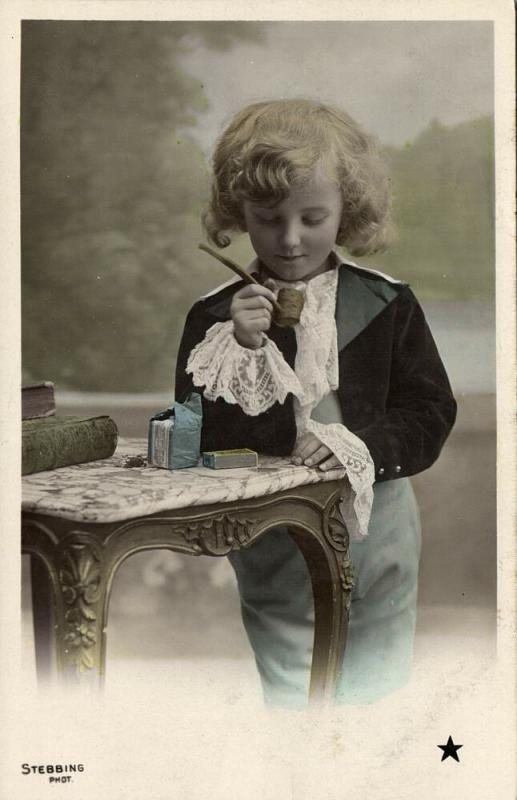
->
<box><xmin>175</xmin><ymin>99</ymin><xmax>457</xmax><ymax>707</ymax></box>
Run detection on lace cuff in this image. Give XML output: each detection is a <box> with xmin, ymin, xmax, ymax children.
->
<box><xmin>304</xmin><ymin>418</ymin><xmax>375</xmax><ymax>540</ymax></box>
<box><xmin>186</xmin><ymin>321</ymin><xmax>303</xmax><ymax>416</ymax></box>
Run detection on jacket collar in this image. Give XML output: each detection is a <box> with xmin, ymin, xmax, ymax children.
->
<box><xmin>335</xmin><ymin>258</ymin><xmax>404</xmax><ymax>350</ymax></box>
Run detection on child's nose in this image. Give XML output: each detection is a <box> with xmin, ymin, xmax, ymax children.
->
<box><xmin>279</xmin><ymin>222</ymin><xmax>302</xmax><ymax>250</ymax></box>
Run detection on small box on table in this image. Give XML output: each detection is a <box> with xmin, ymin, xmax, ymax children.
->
<box><xmin>202</xmin><ymin>448</ymin><xmax>258</xmax><ymax>470</ymax></box>
<box><xmin>148</xmin><ymin>394</ymin><xmax>202</xmax><ymax>470</ymax></box>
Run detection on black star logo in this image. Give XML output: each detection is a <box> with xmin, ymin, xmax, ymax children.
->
<box><xmin>438</xmin><ymin>735</ymin><xmax>463</xmax><ymax>762</ymax></box>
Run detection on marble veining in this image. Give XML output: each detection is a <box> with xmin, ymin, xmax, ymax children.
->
<box><xmin>22</xmin><ymin>438</ymin><xmax>346</xmax><ymax>523</ymax></box>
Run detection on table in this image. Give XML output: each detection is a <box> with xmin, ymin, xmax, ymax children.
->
<box><xmin>22</xmin><ymin>438</ymin><xmax>354</xmax><ymax>704</ymax></box>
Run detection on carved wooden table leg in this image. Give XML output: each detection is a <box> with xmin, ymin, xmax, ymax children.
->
<box><xmin>29</xmin><ymin>554</ymin><xmax>55</xmax><ymax>680</ymax></box>
<box><xmin>289</xmin><ymin>489</ymin><xmax>354</xmax><ymax>704</ymax></box>
<box><xmin>54</xmin><ymin>533</ymin><xmax>108</xmax><ymax>684</ymax></box>
<box><xmin>23</xmin><ymin>519</ymin><xmax>60</xmax><ymax>683</ymax></box>
<box><xmin>22</xmin><ymin>476</ymin><xmax>352</xmax><ymax>700</ymax></box>
<box><xmin>23</xmin><ymin>519</ymin><xmax>109</xmax><ymax>686</ymax></box>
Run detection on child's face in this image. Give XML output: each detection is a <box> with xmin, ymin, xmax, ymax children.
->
<box><xmin>242</xmin><ymin>166</ymin><xmax>343</xmax><ymax>282</ymax></box>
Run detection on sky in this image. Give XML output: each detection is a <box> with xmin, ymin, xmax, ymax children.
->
<box><xmin>179</xmin><ymin>21</ymin><xmax>493</xmax><ymax>154</ymax></box>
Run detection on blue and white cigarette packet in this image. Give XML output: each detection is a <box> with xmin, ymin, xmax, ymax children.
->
<box><xmin>148</xmin><ymin>394</ymin><xmax>202</xmax><ymax>470</ymax></box>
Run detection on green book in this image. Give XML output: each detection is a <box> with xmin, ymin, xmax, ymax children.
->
<box><xmin>22</xmin><ymin>415</ymin><xmax>118</xmax><ymax>475</ymax></box>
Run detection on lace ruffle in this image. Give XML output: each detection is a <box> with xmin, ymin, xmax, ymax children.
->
<box><xmin>186</xmin><ymin>320</ymin><xmax>303</xmax><ymax>416</ymax></box>
<box><xmin>303</xmin><ymin>418</ymin><xmax>375</xmax><ymax>540</ymax></box>
<box><xmin>278</xmin><ymin>269</ymin><xmax>339</xmax><ymax>412</ymax></box>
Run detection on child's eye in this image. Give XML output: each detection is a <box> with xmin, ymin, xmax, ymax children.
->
<box><xmin>303</xmin><ymin>217</ymin><xmax>327</xmax><ymax>226</ymax></box>
<box><xmin>255</xmin><ymin>216</ymin><xmax>279</xmax><ymax>226</ymax></box>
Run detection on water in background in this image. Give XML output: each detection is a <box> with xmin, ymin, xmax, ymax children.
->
<box><xmin>421</xmin><ymin>301</ymin><xmax>495</xmax><ymax>394</ymax></box>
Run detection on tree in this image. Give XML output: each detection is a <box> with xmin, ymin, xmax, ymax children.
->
<box><xmin>374</xmin><ymin>116</ymin><xmax>494</xmax><ymax>301</ymax></box>
<box><xmin>21</xmin><ymin>21</ymin><xmax>264</xmax><ymax>391</ymax></box>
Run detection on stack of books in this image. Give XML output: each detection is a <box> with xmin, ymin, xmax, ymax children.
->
<box><xmin>22</xmin><ymin>382</ymin><xmax>118</xmax><ymax>475</ymax></box>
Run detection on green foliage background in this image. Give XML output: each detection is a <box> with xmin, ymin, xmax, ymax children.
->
<box><xmin>378</xmin><ymin>117</ymin><xmax>494</xmax><ymax>301</ymax></box>
<box><xmin>21</xmin><ymin>22</ymin><xmax>494</xmax><ymax>393</ymax></box>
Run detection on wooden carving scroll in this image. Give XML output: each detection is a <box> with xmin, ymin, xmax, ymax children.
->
<box><xmin>324</xmin><ymin>497</ymin><xmax>356</xmax><ymax>609</ymax></box>
<box><xmin>176</xmin><ymin>514</ymin><xmax>256</xmax><ymax>556</ymax></box>
<box><xmin>59</xmin><ymin>540</ymin><xmax>102</xmax><ymax>672</ymax></box>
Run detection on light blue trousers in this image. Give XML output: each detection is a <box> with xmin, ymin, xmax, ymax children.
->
<box><xmin>228</xmin><ymin>478</ymin><xmax>421</xmax><ymax>708</ymax></box>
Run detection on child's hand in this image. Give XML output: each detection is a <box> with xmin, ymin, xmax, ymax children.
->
<box><xmin>231</xmin><ymin>283</ymin><xmax>277</xmax><ymax>349</ymax></box>
<box><xmin>291</xmin><ymin>433</ymin><xmax>341</xmax><ymax>471</ymax></box>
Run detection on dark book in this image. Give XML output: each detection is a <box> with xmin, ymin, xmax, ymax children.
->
<box><xmin>22</xmin><ymin>382</ymin><xmax>56</xmax><ymax>420</ymax></box>
<box><xmin>22</xmin><ymin>415</ymin><xmax>118</xmax><ymax>475</ymax></box>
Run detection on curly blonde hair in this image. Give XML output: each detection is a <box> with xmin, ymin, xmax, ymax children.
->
<box><xmin>203</xmin><ymin>99</ymin><xmax>393</xmax><ymax>257</ymax></box>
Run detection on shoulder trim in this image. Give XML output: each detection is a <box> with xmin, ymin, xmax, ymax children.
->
<box><xmin>338</xmin><ymin>256</ymin><xmax>405</xmax><ymax>285</ymax></box>
<box><xmin>200</xmin><ymin>274</ymin><xmax>241</xmax><ymax>300</ymax></box>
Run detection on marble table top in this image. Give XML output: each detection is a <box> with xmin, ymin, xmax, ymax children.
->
<box><xmin>22</xmin><ymin>438</ymin><xmax>347</xmax><ymax>523</ymax></box>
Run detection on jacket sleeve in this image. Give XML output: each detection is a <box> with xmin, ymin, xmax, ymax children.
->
<box><xmin>354</xmin><ymin>287</ymin><xmax>457</xmax><ymax>482</ymax></box>
<box><xmin>174</xmin><ymin>301</ymin><xmax>211</xmax><ymax>405</ymax></box>
<box><xmin>174</xmin><ymin>300</ymin><xmax>297</xmax><ymax>456</ymax></box>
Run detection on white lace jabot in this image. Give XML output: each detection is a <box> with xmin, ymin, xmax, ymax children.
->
<box><xmin>187</xmin><ymin>258</ymin><xmax>375</xmax><ymax>538</ymax></box>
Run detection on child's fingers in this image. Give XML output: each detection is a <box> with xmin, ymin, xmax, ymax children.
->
<box><xmin>241</xmin><ymin>315</ymin><xmax>272</xmax><ymax>333</ymax></box>
<box><xmin>293</xmin><ymin>433</ymin><xmax>321</xmax><ymax>458</ymax></box>
<box><xmin>232</xmin><ymin>293</ymin><xmax>274</xmax><ymax>317</ymax></box>
<box><xmin>234</xmin><ymin>283</ymin><xmax>277</xmax><ymax>305</ymax></box>
<box><xmin>244</xmin><ymin>310</ymin><xmax>272</xmax><ymax>323</ymax></box>
<box><xmin>292</xmin><ymin>434</ymin><xmax>332</xmax><ymax>466</ymax></box>
<box><xmin>291</xmin><ymin>433</ymin><xmax>314</xmax><ymax>462</ymax></box>
<box><xmin>232</xmin><ymin>308</ymin><xmax>272</xmax><ymax>348</ymax></box>
<box><xmin>236</xmin><ymin>296</ymin><xmax>274</xmax><ymax>314</ymax></box>
<box><xmin>318</xmin><ymin>454</ymin><xmax>342</xmax><ymax>471</ymax></box>
<box><xmin>303</xmin><ymin>444</ymin><xmax>332</xmax><ymax>466</ymax></box>
<box><xmin>233</xmin><ymin>309</ymin><xmax>272</xmax><ymax>332</ymax></box>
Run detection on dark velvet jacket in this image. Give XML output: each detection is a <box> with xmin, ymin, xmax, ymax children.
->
<box><xmin>175</xmin><ymin>262</ymin><xmax>457</xmax><ymax>484</ymax></box>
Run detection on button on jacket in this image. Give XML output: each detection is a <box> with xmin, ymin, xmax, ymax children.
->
<box><xmin>175</xmin><ymin>261</ymin><xmax>457</xmax><ymax>483</ymax></box>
